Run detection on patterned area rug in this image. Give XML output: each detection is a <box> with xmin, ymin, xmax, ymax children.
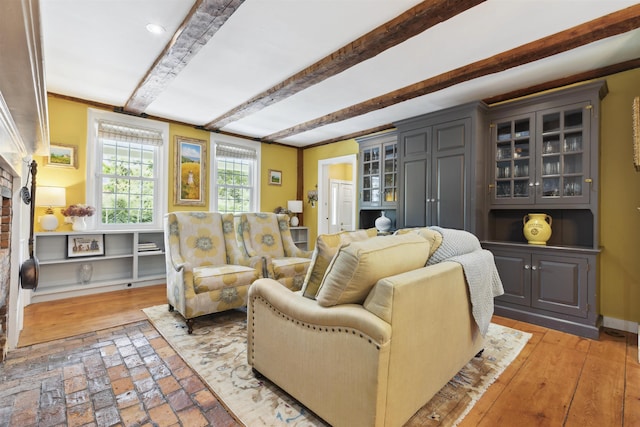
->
<box><xmin>143</xmin><ymin>305</ymin><xmax>531</xmax><ymax>426</ymax></box>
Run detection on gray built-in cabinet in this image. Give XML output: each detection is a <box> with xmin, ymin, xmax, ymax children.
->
<box><xmin>394</xmin><ymin>102</ymin><xmax>488</xmax><ymax>234</ymax></box>
<box><xmin>357</xmin><ymin>80</ymin><xmax>607</xmax><ymax>339</ymax></box>
<box><xmin>356</xmin><ymin>131</ymin><xmax>398</xmax><ymax>230</ymax></box>
<box><xmin>483</xmin><ymin>80</ymin><xmax>607</xmax><ymax>339</ymax></box>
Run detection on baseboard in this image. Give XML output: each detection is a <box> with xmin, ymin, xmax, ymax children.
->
<box><xmin>602</xmin><ymin>316</ymin><xmax>638</xmax><ymax>334</ymax></box>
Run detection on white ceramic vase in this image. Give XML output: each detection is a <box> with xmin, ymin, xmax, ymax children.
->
<box><xmin>375</xmin><ymin>211</ymin><xmax>391</xmax><ymax>233</ymax></box>
<box><xmin>72</xmin><ymin>216</ymin><xmax>87</xmax><ymax>231</ymax></box>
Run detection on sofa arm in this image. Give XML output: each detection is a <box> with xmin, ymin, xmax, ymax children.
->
<box><xmin>248</xmin><ymin>278</ymin><xmax>391</xmax><ymax>346</ymax></box>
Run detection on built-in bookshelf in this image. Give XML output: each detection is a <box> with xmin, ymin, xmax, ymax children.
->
<box><xmin>33</xmin><ymin>229</ymin><xmax>166</xmax><ymax>303</ymax></box>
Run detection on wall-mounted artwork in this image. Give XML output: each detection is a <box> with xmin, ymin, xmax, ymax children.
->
<box><xmin>268</xmin><ymin>169</ymin><xmax>282</xmax><ymax>186</ymax></box>
<box><xmin>46</xmin><ymin>143</ymin><xmax>78</xmax><ymax>168</ymax></box>
<box><xmin>174</xmin><ymin>136</ymin><xmax>207</xmax><ymax>206</ymax></box>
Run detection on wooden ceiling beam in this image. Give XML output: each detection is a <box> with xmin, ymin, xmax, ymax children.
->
<box><xmin>265</xmin><ymin>4</ymin><xmax>640</xmax><ymax>142</ymax></box>
<box><xmin>203</xmin><ymin>0</ymin><xmax>485</xmax><ymax>130</ymax></box>
<box><xmin>483</xmin><ymin>57</ymin><xmax>640</xmax><ymax>105</ymax></box>
<box><xmin>124</xmin><ymin>0</ymin><xmax>245</xmax><ymax>115</ymax></box>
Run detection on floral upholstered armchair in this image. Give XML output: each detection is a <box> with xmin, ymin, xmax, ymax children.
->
<box><xmin>164</xmin><ymin>212</ymin><xmax>264</xmax><ymax>333</ymax></box>
<box><xmin>238</xmin><ymin>212</ymin><xmax>313</xmax><ymax>291</ymax></box>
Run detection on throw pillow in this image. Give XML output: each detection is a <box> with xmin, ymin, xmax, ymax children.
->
<box><xmin>300</xmin><ymin>228</ymin><xmax>376</xmax><ymax>299</ymax></box>
<box><xmin>394</xmin><ymin>227</ymin><xmax>443</xmax><ymax>258</ymax></box>
<box><xmin>316</xmin><ymin>233</ymin><xmax>431</xmax><ymax>307</ymax></box>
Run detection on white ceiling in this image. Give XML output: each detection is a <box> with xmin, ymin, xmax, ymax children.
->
<box><xmin>40</xmin><ymin>0</ymin><xmax>640</xmax><ymax>147</ymax></box>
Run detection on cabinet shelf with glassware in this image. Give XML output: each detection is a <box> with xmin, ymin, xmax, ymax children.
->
<box><xmin>482</xmin><ymin>80</ymin><xmax>607</xmax><ymax>339</ymax></box>
<box><xmin>486</xmin><ymin>80</ymin><xmax>607</xmax><ymax>248</ymax></box>
<box><xmin>357</xmin><ymin>131</ymin><xmax>398</xmax><ymax>209</ymax></box>
<box><xmin>32</xmin><ymin>229</ymin><xmax>166</xmax><ymax>303</ymax></box>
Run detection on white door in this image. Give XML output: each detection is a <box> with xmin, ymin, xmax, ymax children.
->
<box><xmin>329</xmin><ymin>179</ymin><xmax>354</xmax><ymax>233</ymax></box>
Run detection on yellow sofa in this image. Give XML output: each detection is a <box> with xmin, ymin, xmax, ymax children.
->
<box><xmin>248</xmin><ymin>230</ymin><xmax>489</xmax><ymax>427</ymax></box>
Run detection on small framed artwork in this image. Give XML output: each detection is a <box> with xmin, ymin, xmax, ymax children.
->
<box><xmin>46</xmin><ymin>143</ymin><xmax>78</xmax><ymax>168</ymax></box>
<box><xmin>67</xmin><ymin>234</ymin><xmax>105</xmax><ymax>258</ymax></box>
<box><xmin>174</xmin><ymin>136</ymin><xmax>207</xmax><ymax>206</ymax></box>
<box><xmin>268</xmin><ymin>169</ymin><xmax>282</xmax><ymax>186</ymax></box>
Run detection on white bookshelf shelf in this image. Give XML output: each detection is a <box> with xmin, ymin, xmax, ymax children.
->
<box><xmin>33</xmin><ymin>229</ymin><xmax>166</xmax><ymax>303</ymax></box>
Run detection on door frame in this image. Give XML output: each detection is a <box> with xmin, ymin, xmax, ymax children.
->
<box><xmin>317</xmin><ymin>154</ymin><xmax>357</xmax><ymax>235</ymax></box>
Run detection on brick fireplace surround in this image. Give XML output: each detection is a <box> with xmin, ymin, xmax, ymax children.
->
<box><xmin>0</xmin><ymin>164</ymin><xmax>13</xmax><ymax>362</ymax></box>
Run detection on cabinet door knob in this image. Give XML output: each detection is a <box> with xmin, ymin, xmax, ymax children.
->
<box><xmin>531</xmin><ymin>265</ymin><xmax>538</xmax><ymax>271</ymax></box>
<box><xmin>524</xmin><ymin>265</ymin><xmax>530</xmax><ymax>269</ymax></box>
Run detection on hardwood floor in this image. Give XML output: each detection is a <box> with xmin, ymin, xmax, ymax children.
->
<box><xmin>15</xmin><ymin>285</ymin><xmax>640</xmax><ymax>426</ymax></box>
<box><xmin>18</xmin><ymin>284</ymin><xmax>167</xmax><ymax>347</ymax></box>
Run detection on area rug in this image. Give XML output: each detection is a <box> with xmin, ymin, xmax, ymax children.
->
<box><xmin>143</xmin><ymin>305</ymin><xmax>531</xmax><ymax>426</ymax></box>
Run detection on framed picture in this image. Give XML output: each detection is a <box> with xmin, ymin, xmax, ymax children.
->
<box><xmin>268</xmin><ymin>169</ymin><xmax>282</xmax><ymax>186</ymax></box>
<box><xmin>174</xmin><ymin>136</ymin><xmax>207</xmax><ymax>206</ymax></box>
<box><xmin>46</xmin><ymin>143</ymin><xmax>78</xmax><ymax>168</ymax></box>
<box><xmin>67</xmin><ymin>234</ymin><xmax>105</xmax><ymax>258</ymax></box>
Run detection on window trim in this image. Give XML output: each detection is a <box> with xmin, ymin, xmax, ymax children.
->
<box><xmin>86</xmin><ymin>108</ymin><xmax>169</xmax><ymax>230</ymax></box>
<box><xmin>209</xmin><ymin>134</ymin><xmax>261</xmax><ymax>213</ymax></box>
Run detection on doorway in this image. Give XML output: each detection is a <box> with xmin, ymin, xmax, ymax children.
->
<box><xmin>328</xmin><ymin>179</ymin><xmax>354</xmax><ymax>233</ymax></box>
<box><xmin>317</xmin><ymin>154</ymin><xmax>357</xmax><ymax>235</ymax></box>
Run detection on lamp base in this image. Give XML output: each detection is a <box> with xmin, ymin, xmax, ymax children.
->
<box><xmin>290</xmin><ymin>215</ymin><xmax>299</xmax><ymax>227</ymax></box>
<box><xmin>41</xmin><ymin>214</ymin><xmax>59</xmax><ymax>231</ymax></box>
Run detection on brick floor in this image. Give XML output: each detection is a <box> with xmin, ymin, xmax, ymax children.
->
<box><xmin>0</xmin><ymin>321</ymin><xmax>239</xmax><ymax>427</ymax></box>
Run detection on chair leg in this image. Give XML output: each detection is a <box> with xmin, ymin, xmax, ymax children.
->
<box><xmin>168</xmin><ymin>304</ymin><xmax>174</xmax><ymax>312</ymax></box>
<box><xmin>186</xmin><ymin>319</ymin><xmax>194</xmax><ymax>334</ymax></box>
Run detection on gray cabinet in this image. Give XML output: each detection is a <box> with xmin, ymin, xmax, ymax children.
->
<box><xmin>491</xmin><ymin>101</ymin><xmax>594</xmax><ymax>207</ymax></box>
<box><xmin>395</xmin><ymin>102</ymin><xmax>488</xmax><ymax>233</ymax></box>
<box><xmin>483</xmin><ymin>80</ymin><xmax>607</xmax><ymax>339</ymax></box>
<box><xmin>356</xmin><ymin>131</ymin><xmax>398</xmax><ymax>230</ymax></box>
<box><xmin>486</xmin><ymin>242</ymin><xmax>598</xmax><ymax>339</ymax></box>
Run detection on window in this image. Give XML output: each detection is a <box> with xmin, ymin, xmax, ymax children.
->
<box><xmin>87</xmin><ymin>109</ymin><xmax>168</xmax><ymax>229</ymax></box>
<box><xmin>213</xmin><ymin>140</ymin><xmax>259</xmax><ymax>213</ymax></box>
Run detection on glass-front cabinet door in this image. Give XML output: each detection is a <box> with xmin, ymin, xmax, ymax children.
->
<box><xmin>361</xmin><ymin>145</ymin><xmax>380</xmax><ymax>206</ymax></box>
<box><xmin>491</xmin><ymin>113</ymin><xmax>535</xmax><ymax>204</ymax></box>
<box><xmin>382</xmin><ymin>141</ymin><xmax>397</xmax><ymax>205</ymax></box>
<box><xmin>536</xmin><ymin>103</ymin><xmax>591</xmax><ymax>205</ymax></box>
<box><xmin>491</xmin><ymin>102</ymin><xmax>591</xmax><ymax>205</ymax></box>
<box><xmin>359</xmin><ymin>134</ymin><xmax>397</xmax><ymax>208</ymax></box>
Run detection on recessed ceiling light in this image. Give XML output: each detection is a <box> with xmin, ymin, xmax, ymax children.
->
<box><xmin>146</xmin><ymin>23</ymin><xmax>166</xmax><ymax>34</ymax></box>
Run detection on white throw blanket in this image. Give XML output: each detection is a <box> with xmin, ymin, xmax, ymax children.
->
<box><xmin>427</xmin><ymin>227</ymin><xmax>504</xmax><ymax>336</ymax></box>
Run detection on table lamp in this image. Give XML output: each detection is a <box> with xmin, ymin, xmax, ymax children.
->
<box><xmin>37</xmin><ymin>186</ymin><xmax>66</xmax><ymax>231</ymax></box>
<box><xmin>287</xmin><ymin>200</ymin><xmax>303</xmax><ymax>227</ymax></box>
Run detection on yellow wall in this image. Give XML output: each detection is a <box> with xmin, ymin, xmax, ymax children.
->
<box><xmin>302</xmin><ymin>139</ymin><xmax>359</xmax><ymax>243</ymax></box>
<box><xmin>599</xmin><ymin>67</ymin><xmax>640</xmax><ymax>322</ymax></box>
<box><xmin>260</xmin><ymin>144</ymin><xmax>299</xmax><ymax>212</ymax></box>
<box><xmin>328</xmin><ymin>163</ymin><xmax>353</xmax><ymax>181</ymax></box>
<box><xmin>35</xmin><ymin>96</ymin><xmax>88</xmax><ymax>231</ymax></box>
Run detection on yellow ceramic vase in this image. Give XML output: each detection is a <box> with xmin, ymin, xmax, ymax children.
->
<box><xmin>523</xmin><ymin>213</ymin><xmax>552</xmax><ymax>245</ymax></box>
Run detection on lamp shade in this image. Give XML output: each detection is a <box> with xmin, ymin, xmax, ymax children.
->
<box><xmin>37</xmin><ymin>186</ymin><xmax>66</xmax><ymax>231</ymax></box>
<box><xmin>37</xmin><ymin>186</ymin><xmax>66</xmax><ymax>207</ymax></box>
<box><xmin>287</xmin><ymin>200</ymin><xmax>303</xmax><ymax>213</ymax></box>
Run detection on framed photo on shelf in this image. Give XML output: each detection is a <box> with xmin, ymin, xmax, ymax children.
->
<box><xmin>268</xmin><ymin>169</ymin><xmax>282</xmax><ymax>186</ymax></box>
<box><xmin>45</xmin><ymin>143</ymin><xmax>78</xmax><ymax>168</ymax></box>
<box><xmin>67</xmin><ymin>234</ymin><xmax>105</xmax><ymax>258</ymax></box>
<box><xmin>174</xmin><ymin>136</ymin><xmax>207</xmax><ymax>206</ymax></box>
